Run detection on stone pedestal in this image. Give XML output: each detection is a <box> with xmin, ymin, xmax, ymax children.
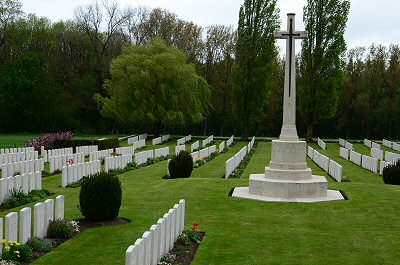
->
<box><xmin>232</xmin><ymin>139</ymin><xmax>344</xmax><ymax>203</ymax></box>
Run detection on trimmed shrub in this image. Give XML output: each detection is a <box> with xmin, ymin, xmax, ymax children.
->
<box><xmin>382</xmin><ymin>162</ymin><xmax>400</xmax><ymax>185</ymax></box>
<box><xmin>79</xmin><ymin>172</ymin><xmax>122</xmax><ymax>221</ymax></box>
<box><xmin>168</xmin><ymin>151</ymin><xmax>193</xmax><ymax>179</ymax></box>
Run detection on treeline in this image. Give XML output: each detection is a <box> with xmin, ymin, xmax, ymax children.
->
<box><xmin>0</xmin><ymin>0</ymin><xmax>399</xmax><ymax>140</ymax></box>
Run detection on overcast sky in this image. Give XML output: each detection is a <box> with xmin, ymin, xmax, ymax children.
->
<box><xmin>19</xmin><ymin>0</ymin><xmax>400</xmax><ymax>53</ymax></box>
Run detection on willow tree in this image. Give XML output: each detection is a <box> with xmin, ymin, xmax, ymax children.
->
<box><xmin>299</xmin><ymin>0</ymin><xmax>350</xmax><ymax>142</ymax></box>
<box><xmin>232</xmin><ymin>0</ymin><xmax>279</xmax><ymax>140</ymax></box>
<box><xmin>95</xmin><ymin>38</ymin><xmax>212</xmax><ymax>135</ymax></box>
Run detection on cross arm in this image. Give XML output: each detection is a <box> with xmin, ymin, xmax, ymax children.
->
<box><xmin>294</xmin><ymin>31</ymin><xmax>308</xmax><ymax>39</ymax></box>
<box><xmin>275</xmin><ymin>31</ymin><xmax>289</xmax><ymax>39</ymax></box>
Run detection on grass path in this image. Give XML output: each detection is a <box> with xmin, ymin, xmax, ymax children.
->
<box><xmin>0</xmin><ymin>138</ymin><xmax>399</xmax><ymax>264</ymax></box>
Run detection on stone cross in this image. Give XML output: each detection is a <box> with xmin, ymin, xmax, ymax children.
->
<box><xmin>275</xmin><ymin>13</ymin><xmax>307</xmax><ymax>141</ymax></box>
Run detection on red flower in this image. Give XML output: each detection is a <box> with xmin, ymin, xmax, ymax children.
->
<box><xmin>191</xmin><ymin>227</ymin><xmax>196</xmax><ymax>231</ymax></box>
<box><xmin>193</xmin><ymin>221</ymin><xmax>199</xmax><ymax>227</ymax></box>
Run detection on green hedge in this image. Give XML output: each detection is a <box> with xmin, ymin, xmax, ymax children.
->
<box><xmin>382</xmin><ymin>163</ymin><xmax>400</xmax><ymax>185</ymax></box>
<box><xmin>54</xmin><ymin>138</ymin><xmax>119</xmax><ymax>151</ymax></box>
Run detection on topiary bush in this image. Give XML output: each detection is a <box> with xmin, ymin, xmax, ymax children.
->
<box><xmin>168</xmin><ymin>151</ymin><xmax>193</xmax><ymax>179</ymax></box>
<box><xmin>382</xmin><ymin>162</ymin><xmax>400</xmax><ymax>185</ymax></box>
<box><xmin>79</xmin><ymin>172</ymin><xmax>122</xmax><ymax>221</ymax></box>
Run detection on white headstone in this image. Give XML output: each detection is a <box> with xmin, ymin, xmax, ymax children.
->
<box><xmin>168</xmin><ymin>209</ymin><xmax>175</xmax><ymax>246</ymax></box>
<box><xmin>34</xmin><ymin>203</ymin><xmax>45</xmax><ymax>238</ymax></box>
<box><xmin>19</xmin><ymin>207</ymin><xmax>31</xmax><ymax>244</ymax></box>
<box><xmin>5</xmin><ymin>212</ymin><xmax>18</xmax><ymax>243</ymax></box>
<box><xmin>125</xmin><ymin>245</ymin><xmax>137</xmax><ymax>265</ymax></box>
<box><xmin>44</xmin><ymin>199</ymin><xmax>54</xmax><ymax>236</ymax></box>
<box><xmin>55</xmin><ymin>195</ymin><xmax>65</xmax><ymax>220</ymax></box>
<box><xmin>142</xmin><ymin>231</ymin><xmax>152</xmax><ymax>265</ymax></box>
<box><xmin>134</xmin><ymin>238</ymin><xmax>144</xmax><ymax>265</ymax></box>
<box><xmin>157</xmin><ymin>218</ymin><xmax>165</xmax><ymax>257</ymax></box>
<box><xmin>150</xmin><ymin>224</ymin><xmax>159</xmax><ymax>265</ymax></box>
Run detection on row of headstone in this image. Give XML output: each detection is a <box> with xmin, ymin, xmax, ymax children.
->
<box><xmin>329</xmin><ymin>160</ymin><xmax>343</xmax><ymax>182</ymax></box>
<box><xmin>350</xmin><ymin>150</ymin><xmax>362</xmax><ymax>166</ymax></box>
<box><xmin>191</xmin><ymin>141</ymin><xmax>199</xmax><ymax>152</ymax></box>
<box><xmin>225</xmin><ymin>146</ymin><xmax>248</xmax><ymax>178</ymax></box>
<box><xmin>308</xmin><ymin>147</ymin><xmax>342</xmax><ymax>182</ymax></box>
<box><xmin>152</xmin><ymin>137</ymin><xmax>162</xmax><ymax>145</ymax></box>
<box><xmin>202</xmin><ymin>135</ymin><xmax>214</xmax><ymax>148</ymax></box>
<box><xmin>154</xmin><ymin>147</ymin><xmax>169</xmax><ymax>159</ymax></box>
<box><xmin>364</xmin><ymin>139</ymin><xmax>372</xmax><ymax>148</ymax></box>
<box><xmin>128</xmin><ymin>136</ymin><xmax>139</xmax><ymax>145</ymax></box>
<box><xmin>44</xmin><ymin>148</ymin><xmax>74</xmax><ymax>162</ymax></box>
<box><xmin>89</xmin><ymin>149</ymin><xmax>114</xmax><ymax>162</ymax></box>
<box><xmin>339</xmin><ymin>147</ymin><xmax>349</xmax><ymax>160</ymax></box>
<box><xmin>116</xmin><ymin>146</ymin><xmax>135</xmax><ymax>156</ymax></box>
<box><xmin>177</xmin><ymin>135</ymin><xmax>191</xmax><ymax>146</ymax></box>
<box><xmin>317</xmin><ymin>138</ymin><xmax>326</xmax><ymax>150</ymax></box>
<box><xmin>311</xmin><ymin>149</ymin><xmax>330</xmax><ymax>171</ymax></box>
<box><xmin>219</xmin><ymin>141</ymin><xmax>225</xmax><ymax>153</ymax></box>
<box><xmin>248</xmin><ymin>136</ymin><xmax>256</xmax><ymax>151</ymax></box>
<box><xmin>0</xmin><ymin>151</ymin><xmax>38</xmax><ymax>166</ymax></box>
<box><xmin>175</xmin><ymin>145</ymin><xmax>186</xmax><ymax>156</ymax></box>
<box><xmin>2</xmin><ymin>158</ymin><xmax>44</xmax><ymax>178</ymax></box>
<box><xmin>1</xmin><ymin>196</ymin><xmax>64</xmax><ymax>250</ymax></box>
<box><xmin>1</xmin><ymin>147</ymin><xmax>34</xmax><ymax>154</ymax></box>
<box><xmin>104</xmin><ymin>155</ymin><xmax>133</xmax><ymax>173</ymax></box>
<box><xmin>227</xmin><ymin>135</ymin><xmax>234</xmax><ymax>147</ymax></box>
<box><xmin>49</xmin><ymin>153</ymin><xmax>84</xmax><ymax>173</ymax></box>
<box><xmin>339</xmin><ymin>139</ymin><xmax>353</xmax><ymax>150</ymax></box>
<box><xmin>76</xmin><ymin>145</ymin><xmax>98</xmax><ymax>156</ymax></box>
<box><xmin>61</xmin><ymin>161</ymin><xmax>101</xmax><ymax>187</ymax></box>
<box><xmin>372</xmin><ymin>141</ymin><xmax>381</xmax><ymax>150</ymax></box>
<box><xmin>0</xmin><ymin>171</ymin><xmax>42</xmax><ymax>204</ymax></box>
<box><xmin>133</xmin><ymin>140</ymin><xmax>146</xmax><ymax>150</ymax></box>
<box><xmin>190</xmin><ymin>145</ymin><xmax>217</xmax><ymax>163</ymax></box>
<box><xmin>135</xmin><ymin>150</ymin><xmax>154</xmax><ymax>166</ymax></box>
<box><xmin>371</xmin><ymin>148</ymin><xmax>384</xmax><ymax>161</ymax></box>
<box><xmin>385</xmin><ymin>151</ymin><xmax>400</xmax><ymax>164</ymax></box>
<box><xmin>161</xmin><ymin>135</ymin><xmax>170</xmax><ymax>142</ymax></box>
<box><xmin>382</xmin><ymin>139</ymin><xmax>400</xmax><ymax>151</ymax></box>
<box><xmin>361</xmin><ymin>155</ymin><xmax>378</xmax><ymax>173</ymax></box>
<box><xmin>152</xmin><ymin>135</ymin><xmax>170</xmax><ymax>145</ymax></box>
<box><xmin>380</xmin><ymin>161</ymin><xmax>393</xmax><ymax>175</ymax></box>
<box><xmin>125</xmin><ymin>199</ymin><xmax>185</xmax><ymax>265</ymax></box>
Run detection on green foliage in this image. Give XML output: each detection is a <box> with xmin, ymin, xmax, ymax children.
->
<box><xmin>26</xmin><ymin>237</ymin><xmax>53</xmax><ymax>253</ymax></box>
<box><xmin>168</xmin><ymin>151</ymin><xmax>193</xmax><ymax>179</ymax></box>
<box><xmin>0</xmin><ymin>189</ymin><xmax>51</xmax><ymax>210</ymax></box>
<box><xmin>2</xmin><ymin>241</ymin><xmax>32</xmax><ymax>263</ymax></box>
<box><xmin>79</xmin><ymin>172</ymin><xmax>122</xmax><ymax>221</ymax></box>
<box><xmin>96</xmin><ymin>38</ymin><xmax>212</xmax><ymax>135</ymax></box>
<box><xmin>53</xmin><ymin>138</ymin><xmax>119</xmax><ymax>151</ymax></box>
<box><xmin>382</xmin><ymin>163</ymin><xmax>400</xmax><ymax>185</ymax></box>
<box><xmin>299</xmin><ymin>0</ymin><xmax>350</xmax><ymax>141</ymax></box>
<box><xmin>232</xmin><ymin>0</ymin><xmax>279</xmax><ymax>139</ymax></box>
<box><xmin>47</xmin><ymin>219</ymin><xmax>80</xmax><ymax>239</ymax></box>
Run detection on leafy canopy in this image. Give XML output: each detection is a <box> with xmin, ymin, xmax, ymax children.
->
<box><xmin>96</xmin><ymin>38</ymin><xmax>212</xmax><ymax>131</ymax></box>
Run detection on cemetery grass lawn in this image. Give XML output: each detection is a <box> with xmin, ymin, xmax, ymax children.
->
<box><xmin>0</xmin><ymin>134</ymin><xmax>38</xmax><ymax>148</ymax></box>
<box><xmin>5</xmin><ymin>141</ymin><xmax>396</xmax><ymax>265</ymax></box>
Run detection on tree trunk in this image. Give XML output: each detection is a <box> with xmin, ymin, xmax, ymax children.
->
<box><xmin>153</xmin><ymin>122</ymin><xmax>162</xmax><ymax>137</ymax></box>
<box><xmin>203</xmin><ymin>119</ymin><xmax>208</xmax><ymax>136</ymax></box>
<box><xmin>306</xmin><ymin>124</ymin><xmax>313</xmax><ymax>143</ymax></box>
<box><xmin>242</xmin><ymin>118</ymin><xmax>248</xmax><ymax>141</ymax></box>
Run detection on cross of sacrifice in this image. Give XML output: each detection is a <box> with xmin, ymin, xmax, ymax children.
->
<box><xmin>275</xmin><ymin>13</ymin><xmax>307</xmax><ymax>141</ymax></box>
